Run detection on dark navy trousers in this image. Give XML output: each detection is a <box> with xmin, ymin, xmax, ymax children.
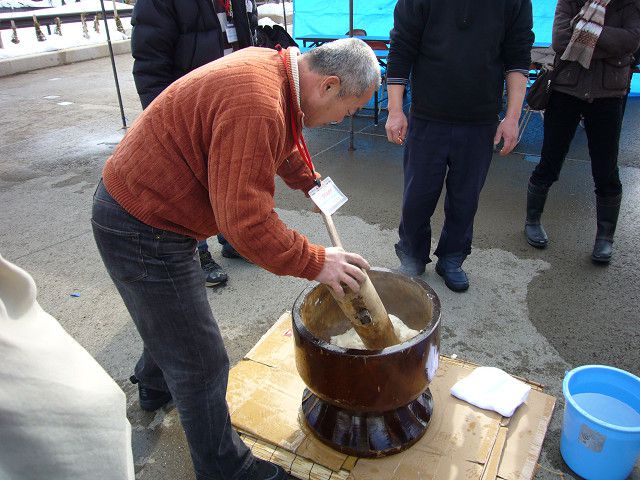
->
<box><xmin>397</xmin><ymin>116</ymin><xmax>497</xmax><ymax>264</ymax></box>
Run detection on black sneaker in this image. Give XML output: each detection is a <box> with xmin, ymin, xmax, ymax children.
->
<box><xmin>199</xmin><ymin>251</ymin><xmax>228</xmax><ymax>286</ymax></box>
<box><xmin>129</xmin><ymin>375</ymin><xmax>172</xmax><ymax>412</ymax></box>
<box><xmin>248</xmin><ymin>458</ymin><xmax>287</xmax><ymax>480</ymax></box>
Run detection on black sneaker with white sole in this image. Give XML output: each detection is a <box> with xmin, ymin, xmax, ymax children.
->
<box><xmin>199</xmin><ymin>251</ymin><xmax>228</xmax><ymax>286</ymax></box>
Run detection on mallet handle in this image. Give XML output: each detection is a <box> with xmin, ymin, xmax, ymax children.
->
<box><xmin>321</xmin><ymin>213</ymin><xmax>399</xmax><ymax>349</ymax></box>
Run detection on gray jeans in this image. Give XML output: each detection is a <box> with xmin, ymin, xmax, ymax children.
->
<box><xmin>91</xmin><ymin>180</ymin><xmax>252</xmax><ymax>480</ymax></box>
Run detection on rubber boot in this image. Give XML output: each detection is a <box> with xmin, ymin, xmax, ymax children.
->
<box><xmin>435</xmin><ymin>254</ymin><xmax>469</xmax><ymax>292</ymax></box>
<box><xmin>591</xmin><ymin>193</ymin><xmax>621</xmax><ymax>264</ymax></box>
<box><xmin>525</xmin><ymin>181</ymin><xmax>549</xmax><ymax>248</ymax></box>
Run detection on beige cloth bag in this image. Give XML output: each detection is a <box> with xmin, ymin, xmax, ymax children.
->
<box><xmin>0</xmin><ymin>254</ymin><xmax>134</xmax><ymax>480</ymax></box>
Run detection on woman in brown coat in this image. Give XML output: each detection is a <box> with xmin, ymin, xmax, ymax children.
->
<box><xmin>524</xmin><ymin>0</ymin><xmax>640</xmax><ymax>263</ymax></box>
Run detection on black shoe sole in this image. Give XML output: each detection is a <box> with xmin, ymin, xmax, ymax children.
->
<box><xmin>526</xmin><ymin>238</ymin><xmax>548</xmax><ymax>249</ymax></box>
<box><xmin>205</xmin><ymin>279</ymin><xmax>228</xmax><ymax>287</ymax></box>
<box><xmin>591</xmin><ymin>255</ymin><xmax>611</xmax><ymax>264</ymax></box>
<box><xmin>442</xmin><ymin>279</ymin><xmax>469</xmax><ymax>292</ymax></box>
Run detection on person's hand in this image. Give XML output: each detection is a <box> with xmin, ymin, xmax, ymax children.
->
<box><xmin>314</xmin><ymin>247</ymin><xmax>370</xmax><ymax>298</ymax></box>
<box><xmin>494</xmin><ymin>117</ymin><xmax>519</xmax><ymax>156</ymax></box>
<box><xmin>385</xmin><ymin>110</ymin><xmax>408</xmax><ymax>145</ymax></box>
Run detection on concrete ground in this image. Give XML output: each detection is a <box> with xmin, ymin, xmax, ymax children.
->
<box><xmin>0</xmin><ymin>53</ymin><xmax>638</xmax><ymax>479</ymax></box>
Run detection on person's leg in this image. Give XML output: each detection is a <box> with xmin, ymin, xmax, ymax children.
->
<box><xmin>91</xmin><ymin>182</ymin><xmax>253</xmax><ymax>480</ymax></box>
<box><xmin>525</xmin><ymin>91</ymin><xmax>583</xmax><ymax>247</ymax></box>
<box><xmin>130</xmin><ymin>346</ymin><xmax>173</xmax><ymax>411</ymax></box>
<box><xmin>198</xmin><ymin>239</ymin><xmax>228</xmax><ymax>287</ymax></box>
<box><xmin>133</xmin><ymin>346</ymin><xmax>166</xmax><ymax>390</ymax></box>
<box><xmin>433</xmin><ymin>123</ymin><xmax>496</xmax><ymax>291</ymax></box>
<box><xmin>396</xmin><ymin>116</ymin><xmax>450</xmax><ymax>274</ymax></box>
<box><xmin>530</xmin><ymin>91</ymin><xmax>583</xmax><ymax>189</ymax></box>
<box><xmin>583</xmin><ymin>96</ymin><xmax>624</xmax><ymax>199</ymax></box>
<box><xmin>583</xmin><ymin>96</ymin><xmax>624</xmax><ymax>263</ymax></box>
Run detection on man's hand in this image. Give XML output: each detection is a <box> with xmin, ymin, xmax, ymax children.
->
<box><xmin>385</xmin><ymin>110</ymin><xmax>408</xmax><ymax>145</ymax></box>
<box><xmin>497</xmin><ymin>71</ymin><xmax>527</xmax><ymax>156</ymax></box>
<box><xmin>494</xmin><ymin>116</ymin><xmax>519</xmax><ymax>156</ymax></box>
<box><xmin>314</xmin><ymin>247</ymin><xmax>370</xmax><ymax>298</ymax></box>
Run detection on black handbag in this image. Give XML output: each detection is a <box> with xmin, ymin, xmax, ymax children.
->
<box><xmin>525</xmin><ymin>67</ymin><xmax>556</xmax><ymax>111</ymax></box>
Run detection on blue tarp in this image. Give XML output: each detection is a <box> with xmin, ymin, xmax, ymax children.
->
<box><xmin>293</xmin><ymin>0</ymin><xmax>396</xmax><ymax>38</ymax></box>
<box><xmin>293</xmin><ymin>0</ymin><xmax>638</xmax><ymax>95</ymax></box>
<box><xmin>532</xmin><ymin>0</ymin><xmax>555</xmax><ymax>46</ymax></box>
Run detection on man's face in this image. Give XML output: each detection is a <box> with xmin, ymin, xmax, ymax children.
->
<box><xmin>302</xmin><ymin>77</ymin><xmax>378</xmax><ymax>127</ymax></box>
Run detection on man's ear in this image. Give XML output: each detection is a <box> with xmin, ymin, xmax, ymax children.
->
<box><xmin>321</xmin><ymin>76</ymin><xmax>341</xmax><ymax>95</ymax></box>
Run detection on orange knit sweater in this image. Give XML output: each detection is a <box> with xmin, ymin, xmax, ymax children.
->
<box><xmin>103</xmin><ymin>47</ymin><xmax>325</xmax><ymax>281</ymax></box>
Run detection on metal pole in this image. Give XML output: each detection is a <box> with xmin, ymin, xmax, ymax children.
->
<box><xmin>99</xmin><ymin>0</ymin><xmax>127</xmax><ymax>130</ymax></box>
<box><xmin>281</xmin><ymin>0</ymin><xmax>287</xmax><ymax>33</ymax></box>
<box><xmin>348</xmin><ymin>0</ymin><xmax>355</xmax><ymax>150</ymax></box>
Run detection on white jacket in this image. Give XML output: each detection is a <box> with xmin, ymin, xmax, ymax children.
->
<box><xmin>0</xmin><ymin>255</ymin><xmax>134</xmax><ymax>480</ymax></box>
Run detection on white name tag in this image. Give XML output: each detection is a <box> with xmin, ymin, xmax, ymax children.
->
<box><xmin>226</xmin><ymin>24</ymin><xmax>238</xmax><ymax>43</ymax></box>
<box><xmin>308</xmin><ymin>177</ymin><xmax>348</xmax><ymax>216</ymax></box>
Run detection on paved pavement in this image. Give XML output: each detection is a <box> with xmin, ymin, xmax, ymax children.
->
<box><xmin>1</xmin><ymin>53</ymin><xmax>638</xmax><ymax>479</ymax></box>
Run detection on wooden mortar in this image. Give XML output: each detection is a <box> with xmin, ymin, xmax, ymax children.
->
<box><xmin>293</xmin><ymin>268</ymin><xmax>442</xmax><ymax>457</ymax></box>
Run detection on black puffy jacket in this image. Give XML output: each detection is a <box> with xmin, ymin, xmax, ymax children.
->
<box><xmin>131</xmin><ymin>0</ymin><xmax>256</xmax><ymax>108</ymax></box>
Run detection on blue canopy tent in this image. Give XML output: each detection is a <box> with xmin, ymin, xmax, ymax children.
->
<box><xmin>293</xmin><ymin>0</ymin><xmax>638</xmax><ymax>95</ymax></box>
<box><xmin>532</xmin><ymin>0</ymin><xmax>555</xmax><ymax>46</ymax></box>
<box><xmin>294</xmin><ymin>0</ymin><xmax>395</xmax><ymax>38</ymax></box>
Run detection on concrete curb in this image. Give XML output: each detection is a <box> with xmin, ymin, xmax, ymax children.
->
<box><xmin>0</xmin><ymin>38</ymin><xmax>131</xmax><ymax>78</ymax></box>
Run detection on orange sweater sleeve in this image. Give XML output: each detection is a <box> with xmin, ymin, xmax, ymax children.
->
<box><xmin>208</xmin><ymin>113</ymin><xmax>325</xmax><ymax>280</ymax></box>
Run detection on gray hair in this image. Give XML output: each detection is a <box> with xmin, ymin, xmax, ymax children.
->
<box><xmin>303</xmin><ymin>38</ymin><xmax>381</xmax><ymax>98</ymax></box>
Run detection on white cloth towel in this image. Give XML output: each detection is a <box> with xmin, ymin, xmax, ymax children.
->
<box><xmin>450</xmin><ymin>366</ymin><xmax>531</xmax><ymax>417</ymax></box>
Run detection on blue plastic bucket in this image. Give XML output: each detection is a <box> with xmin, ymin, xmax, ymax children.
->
<box><xmin>561</xmin><ymin>365</ymin><xmax>640</xmax><ymax>480</ymax></box>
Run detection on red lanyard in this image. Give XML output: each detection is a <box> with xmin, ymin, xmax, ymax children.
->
<box><xmin>276</xmin><ymin>45</ymin><xmax>319</xmax><ymax>185</ymax></box>
<box><xmin>224</xmin><ymin>0</ymin><xmax>233</xmax><ymax>18</ymax></box>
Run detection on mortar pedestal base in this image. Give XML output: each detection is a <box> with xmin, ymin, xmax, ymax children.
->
<box><xmin>301</xmin><ymin>388</ymin><xmax>433</xmax><ymax>458</ymax></box>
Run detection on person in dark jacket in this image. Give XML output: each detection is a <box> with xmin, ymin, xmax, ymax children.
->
<box><xmin>130</xmin><ymin>0</ymin><xmax>257</xmax><ymax>287</ymax></box>
<box><xmin>524</xmin><ymin>0</ymin><xmax>640</xmax><ymax>263</ymax></box>
<box><xmin>385</xmin><ymin>0</ymin><xmax>534</xmax><ymax>292</ymax></box>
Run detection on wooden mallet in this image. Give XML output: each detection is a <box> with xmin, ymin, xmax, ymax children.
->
<box><xmin>321</xmin><ymin>212</ymin><xmax>400</xmax><ymax>349</ymax></box>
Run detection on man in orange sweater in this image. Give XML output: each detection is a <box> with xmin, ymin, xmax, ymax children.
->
<box><xmin>92</xmin><ymin>39</ymin><xmax>380</xmax><ymax>480</ymax></box>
